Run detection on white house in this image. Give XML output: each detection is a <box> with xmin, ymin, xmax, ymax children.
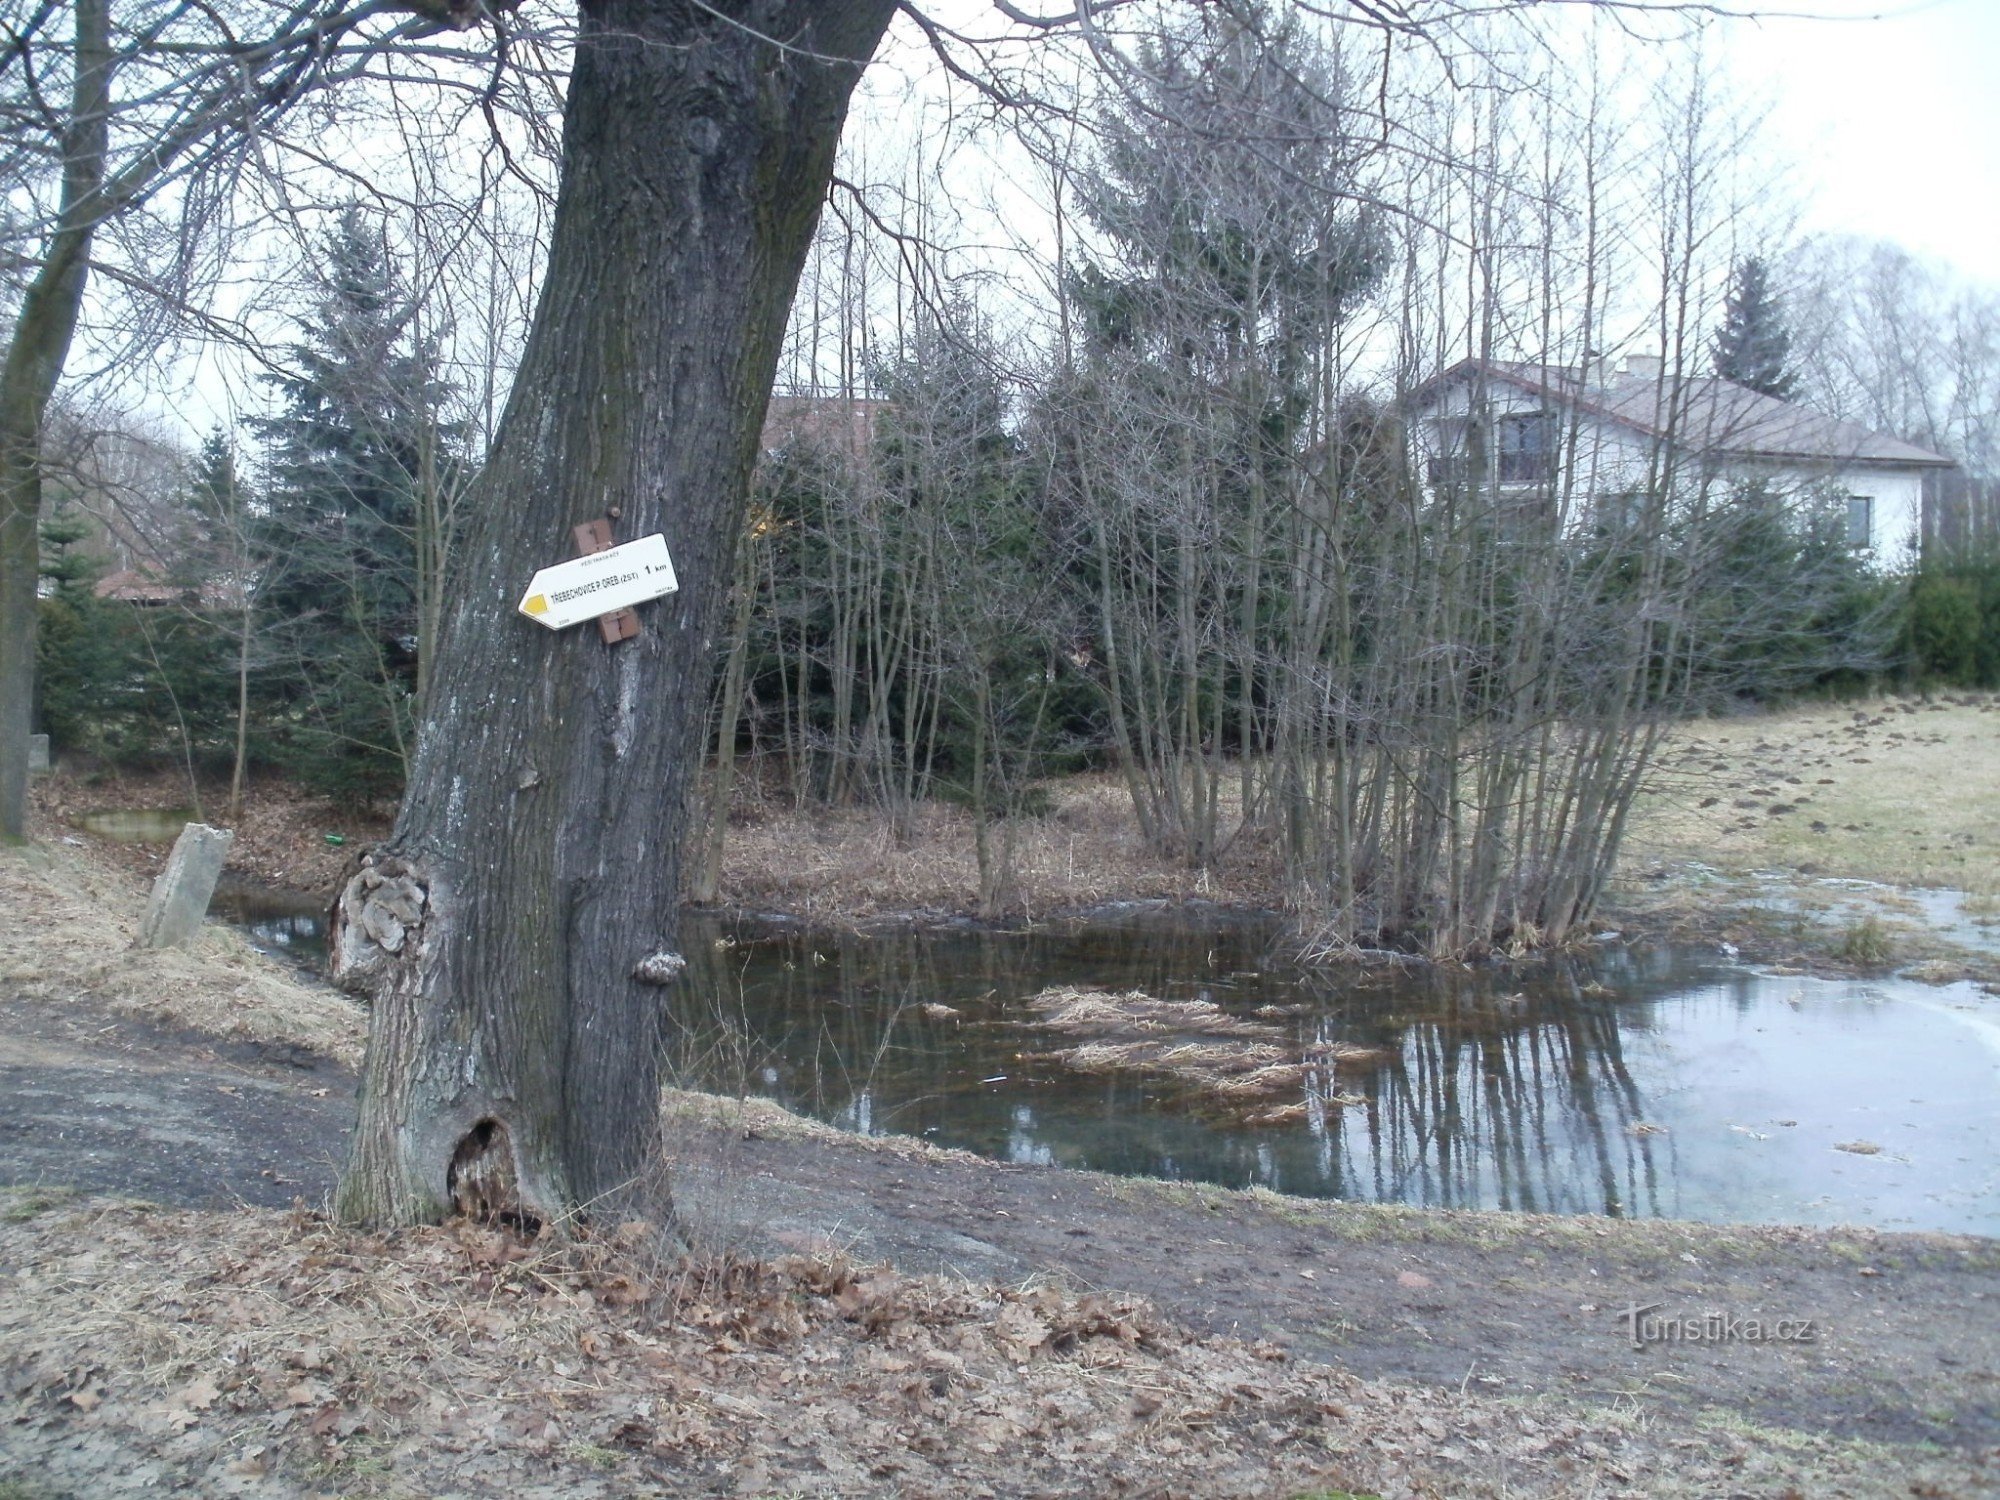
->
<box><xmin>1411</xmin><ymin>356</ymin><xmax>1956</xmax><ymax>568</ymax></box>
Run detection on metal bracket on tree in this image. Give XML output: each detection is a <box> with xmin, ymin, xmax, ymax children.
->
<box><xmin>516</xmin><ymin>516</ymin><xmax>680</xmax><ymax>643</ymax></box>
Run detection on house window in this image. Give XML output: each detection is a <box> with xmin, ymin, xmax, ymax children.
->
<box><xmin>1844</xmin><ymin>494</ymin><xmax>1873</xmax><ymax>548</ymax></box>
<box><xmin>1495</xmin><ymin>413</ymin><xmax>1557</xmax><ymax>485</ymax></box>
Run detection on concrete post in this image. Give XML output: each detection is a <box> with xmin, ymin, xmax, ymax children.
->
<box><xmin>26</xmin><ymin>734</ymin><xmax>48</xmax><ymax>773</ymax></box>
<box><xmin>137</xmin><ymin>823</ymin><xmax>234</xmax><ymax>949</ymax></box>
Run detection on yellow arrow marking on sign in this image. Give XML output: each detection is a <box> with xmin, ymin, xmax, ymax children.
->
<box><xmin>523</xmin><ymin>594</ymin><xmax>549</xmax><ymax>616</ymax></box>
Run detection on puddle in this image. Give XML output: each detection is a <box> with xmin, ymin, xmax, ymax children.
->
<box><xmin>206</xmin><ymin>896</ymin><xmax>2000</xmax><ymax>1235</ymax></box>
<box><xmin>1741</xmin><ymin>871</ymin><xmax>2000</xmax><ymax>961</ymax></box>
<box><xmin>1887</xmin><ymin>886</ymin><xmax>1999</xmax><ymax>957</ymax></box>
<box><xmin>75</xmin><ymin>807</ymin><xmax>198</xmax><ymax>842</ymax></box>
<box><xmin>211</xmin><ymin>880</ymin><xmax>330</xmax><ymax>969</ymax></box>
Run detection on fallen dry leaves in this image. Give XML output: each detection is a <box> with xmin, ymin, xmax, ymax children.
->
<box><xmin>2</xmin><ymin>1198</ymin><xmax>1987</xmax><ymax>1499</ymax></box>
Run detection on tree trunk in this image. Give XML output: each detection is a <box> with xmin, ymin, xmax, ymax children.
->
<box><xmin>332</xmin><ymin>0</ymin><xmax>894</xmax><ymax>1229</ymax></box>
<box><xmin>0</xmin><ymin>0</ymin><xmax>111</xmax><ymax>842</ymax></box>
<box><xmin>694</xmin><ymin>529</ymin><xmax>758</xmax><ymax>904</ymax></box>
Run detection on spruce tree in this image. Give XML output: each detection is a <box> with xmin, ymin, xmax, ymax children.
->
<box><xmin>184</xmin><ymin>428</ymin><xmax>263</xmax><ymax>815</ymax></box>
<box><xmin>1057</xmin><ymin>5</ymin><xmax>1386</xmax><ymax>861</ymax></box>
<box><xmin>253</xmin><ymin>207</ymin><xmax>463</xmax><ymax>798</ymax></box>
<box><xmin>1713</xmin><ymin>256</ymin><xmax>1799</xmax><ymax>399</ymax></box>
<box><xmin>32</xmin><ymin>496</ymin><xmax>111</xmax><ymax>753</ymax></box>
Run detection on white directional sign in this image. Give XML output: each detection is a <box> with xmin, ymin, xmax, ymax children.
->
<box><xmin>518</xmin><ymin>533</ymin><xmax>678</xmax><ymax>630</ymax></box>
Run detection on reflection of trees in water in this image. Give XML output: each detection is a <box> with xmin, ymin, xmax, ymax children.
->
<box><xmin>674</xmin><ymin>915</ymin><xmax>1671</xmax><ymax>1215</ymax></box>
<box><xmin>1287</xmin><ymin>960</ymin><xmax>1665</xmax><ymax>1215</ymax></box>
<box><xmin>1294</xmin><ymin>971</ymin><xmax>1663</xmax><ymax>1215</ymax></box>
<box><xmin>673</xmin><ymin>919</ymin><xmax>1037</xmax><ymax>1135</ymax></box>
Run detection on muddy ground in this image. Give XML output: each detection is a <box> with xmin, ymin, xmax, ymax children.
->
<box><xmin>1607</xmin><ymin>693</ymin><xmax>2000</xmax><ymax>980</ymax></box>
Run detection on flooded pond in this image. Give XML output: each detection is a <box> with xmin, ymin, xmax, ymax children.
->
<box><xmin>216</xmin><ymin>894</ymin><xmax>2000</xmax><ymax>1236</ymax></box>
<box><xmin>675</xmin><ymin>912</ymin><xmax>2000</xmax><ymax>1238</ymax></box>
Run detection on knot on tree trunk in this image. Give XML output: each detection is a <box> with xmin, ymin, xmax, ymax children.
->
<box><xmin>633</xmin><ymin>949</ymin><xmax>687</xmax><ymax>986</ymax></box>
<box><xmin>330</xmin><ymin>855</ymin><xmax>430</xmax><ymax>997</ymax></box>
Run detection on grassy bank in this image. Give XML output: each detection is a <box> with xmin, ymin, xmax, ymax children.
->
<box><xmin>0</xmin><ymin>837</ymin><xmax>364</xmax><ymax>1065</ymax></box>
<box><xmin>1604</xmin><ymin>693</ymin><xmax>2000</xmax><ymax>975</ymax></box>
<box><xmin>1622</xmin><ymin>693</ymin><xmax>2000</xmax><ymax>894</ymax></box>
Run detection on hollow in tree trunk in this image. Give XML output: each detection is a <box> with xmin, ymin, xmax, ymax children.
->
<box><xmin>331</xmin><ymin>0</ymin><xmax>895</xmax><ymax>1229</ymax></box>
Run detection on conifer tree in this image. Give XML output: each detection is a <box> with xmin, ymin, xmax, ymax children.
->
<box><xmin>253</xmin><ymin>207</ymin><xmax>464</xmax><ymax>798</ymax></box>
<box><xmin>31</xmin><ymin>495</ymin><xmax>111</xmax><ymax>753</ymax></box>
<box><xmin>1712</xmin><ymin>256</ymin><xmax>1799</xmax><ymax>399</ymax></box>
<box><xmin>183</xmin><ymin>428</ymin><xmax>263</xmax><ymax>816</ymax></box>
<box><xmin>1059</xmin><ymin>4</ymin><xmax>1384</xmax><ymax>862</ymax></box>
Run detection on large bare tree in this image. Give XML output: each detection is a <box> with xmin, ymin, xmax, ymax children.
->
<box><xmin>330</xmin><ymin>0</ymin><xmax>897</xmax><ymax>1229</ymax></box>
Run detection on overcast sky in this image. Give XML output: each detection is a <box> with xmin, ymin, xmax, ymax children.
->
<box><xmin>1721</xmin><ymin>0</ymin><xmax>1999</xmax><ymax>284</ymax></box>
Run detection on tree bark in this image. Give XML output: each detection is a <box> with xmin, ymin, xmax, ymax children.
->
<box><xmin>0</xmin><ymin>0</ymin><xmax>111</xmax><ymax>842</ymax></box>
<box><xmin>332</xmin><ymin>0</ymin><xmax>895</xmax><ymax>1228</ymax></box>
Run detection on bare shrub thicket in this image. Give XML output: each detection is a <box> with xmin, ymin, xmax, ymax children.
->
<box><xmin>705</xmin><ymin>13</ymin><xmax>1876</xmax><ymax>957</ymax></box>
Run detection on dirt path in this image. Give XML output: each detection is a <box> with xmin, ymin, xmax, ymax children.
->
<box><xmin>0</xmin><ymin>993</ymin><xmax>351</xmax><ymax>1212</ymax></box>
<box><xmin>680</xmin><ymin>1120</ymin><xmax>2000</xmax><ymax>1453</ymax></box>
<box><xmin>3</xmin><ymin>982</ymin><xmax>1994</xmax><ymax>1465</ymax></box>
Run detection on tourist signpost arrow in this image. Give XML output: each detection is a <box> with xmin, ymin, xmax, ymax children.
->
<box><xmin>517</xmin><ymin>532</ymin><xmax>678</xmax><ymax>633</ymax></box>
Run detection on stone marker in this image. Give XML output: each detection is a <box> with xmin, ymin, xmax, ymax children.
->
<box><xmin>27</xmin><ymin>734</ymin><xmax>49</xmax><ymax>773</ymax></box>
<box><xmin>138</xmin><ymin>823</ymin><xmax>235</xmax><ymax>949</ymax></box>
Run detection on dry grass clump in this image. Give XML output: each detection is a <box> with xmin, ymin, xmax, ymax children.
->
<box><xmin>3</xmin><ymin>1195</ymin><xmax>1973</xmax><ymax>1499</ymax></box>
<box><xmin>1029</xmin><ymin>985</ymin><xmax>1283</xmax><ymax>1041</ymax></box>
<box><xmin>1054</xmin><ymin>1038</ymin><xmax>1298</xmax><ymax>1092</ymax></box>
<box><xmin>0</xmin><ymin>841</ymin><xmax>365</xmax><ymax>1065</ymax></box>
<box><xmin>715</xmin><ymin>773</ymin><xmax>1284</xmax><ymax>922</ymax></box>
<box><xmin>1015</xmin><ymin>987</ymin><xmax>1394</xmax><ymax>1118</ymax></box>
<box><xmin>1016</xmin><ymin>986</ymin><xmax>1371</xmax><ymax>1111</ymax></box>
<box><xmin>1837</xmin><ymin>914</ymin><xmax>1896</xmax><ymax>967</ymax></box>
<box><xmin>1206</xmin><ymin>1060</ymin><xmax>1311</xmax><ymax>1097</ymax></box>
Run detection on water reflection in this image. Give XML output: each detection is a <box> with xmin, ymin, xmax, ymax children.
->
<box><xmin>211</xmin><ymin>880</ymin><xmax>330</xmax><ymax>968</ymax></box>
<box><xmin>673</xmin><ymin>913</ymin><xmax>2000</xmax><ymax>1236</ymax></box>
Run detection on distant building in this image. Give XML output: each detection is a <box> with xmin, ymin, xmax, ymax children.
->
<box><xmin>91</xmin><ymin>568</ymin><xmax>185</xmax><ymax>605</ymax></box>
<box><xmin>760</xmin><ymin>393</ymin><xmax>889</xmax><ymax>464</ymax></box>
<box><xmin>1410</xmin><ymin>356</ymin><xmax>1956</xmax><ymax>567</ymax></box>
<box><xmin>92</xmin><ymin>566</ymin><xmax>243</xmax><ymax>610</ymax></box>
